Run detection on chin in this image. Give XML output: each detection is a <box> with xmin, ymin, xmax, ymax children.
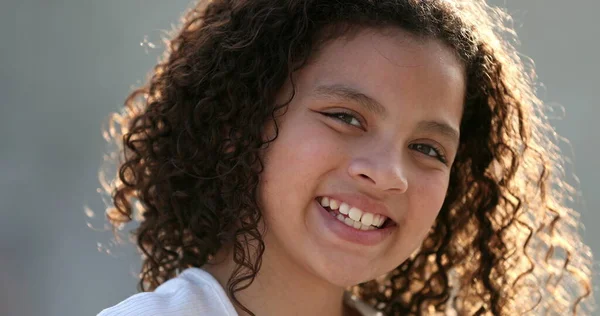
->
<box><xmin>312</xmin><ymin>256</ymin><xmax>387</xmax><ymax>287</ymax></box>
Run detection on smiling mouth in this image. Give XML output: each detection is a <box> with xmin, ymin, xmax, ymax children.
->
<box><xmin>316</xmin><ymin>196</ymin><xmax>395</xmax><ymax>230</ymax></box>
<box><xmin>323</xmin><ymin>206</ymin><xmax>395</xmax><ymax>230</ymax></box>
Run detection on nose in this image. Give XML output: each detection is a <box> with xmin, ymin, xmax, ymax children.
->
<box><xmin>347</xmin><ymin>145</ymin><xmax>409</xmax><ymax>194</ymax></box>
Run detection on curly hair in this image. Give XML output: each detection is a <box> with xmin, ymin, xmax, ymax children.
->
<box><xmin>101</xmin><ymin>0</ymin><xmax>594</xmax><ymax>314</ymax></box>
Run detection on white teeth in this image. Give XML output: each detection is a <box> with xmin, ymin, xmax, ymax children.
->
<box><xmin>378</xmin><ymin>216</ymin><xmax>386</xmax><ymax>227</ymax></box>
<box><xmin>343</xmin><ymin>217</ymin><xmax>354</xmax><ymax>227</ymax></box>
<box><xmin>360</xmin><ymin>212</ymin><xmax>374</xmax><ymax>226</ymax></box>
<box><xmin>373</xmin><ymin>214</ymin><xmax>381</xmax><ymax>226</ymax></box>
<box><xmin>329</xmin><ymin>199</ymin><xmax>340</xmax><ymax>210</ymax></box>
<box><xmin>348</xmin><ymin>207</ymin><xmax>363</xmax><ymax>222</ymax></box>
<box><xmin>339</xmin><ymin>202</ymin><xmax>350</xmax><ymax>215</ymax></box>
<box><xmin>333</xmin><ymin>212</ymin><xmax>387</xmax><ymax>230</ymax></box>
<box><xmin>322</xmin><ymin>196</ymin><xmax>391</xmax><ymax>229</ymax></box>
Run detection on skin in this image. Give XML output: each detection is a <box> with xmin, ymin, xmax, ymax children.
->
<box><xmin>205</xmin><ymin>26</ymin><xmax>466</xmax><ymax>316</ymax></box>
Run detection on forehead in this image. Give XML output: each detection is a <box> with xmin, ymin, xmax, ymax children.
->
<box><xmin>308</xmin><ymin>27</ymin><xmax>465</xmax><ymax>96</ymax></box>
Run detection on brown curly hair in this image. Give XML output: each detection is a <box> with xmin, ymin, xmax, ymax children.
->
<box><xmin>101</xmin><ymin>0</ymin><xmax>594</xmax><ymax>314</ymax></box>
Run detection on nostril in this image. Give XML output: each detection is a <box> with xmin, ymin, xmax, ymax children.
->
<box><xmin>359</xmin><ymin>174</ymin><xmax>373</xmax><ymax>182</ymax></box>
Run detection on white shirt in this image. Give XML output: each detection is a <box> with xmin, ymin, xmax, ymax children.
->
<box><xmin>98</xmin><ymin>268</ymin><xmax>238</xmax><ymax>316</ymax></box>
<box><xmin>98</xmin><ymin>267</ymin><xmax>382</xmax><ymax>316</ymax></box>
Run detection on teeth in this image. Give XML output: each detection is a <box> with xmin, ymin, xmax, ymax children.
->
<box><xmin>333</xmin><ymin>211</ymin><xmax>387</xmax><ymax>230</ymax></box>
<box><xmin>348</xmin><ymin>207</ymin><xmax>363</xmax><ymax>222</ymax></box>
<box><xmin>339</xmin><ymin>202</ymin><xmax>350</xmax><ymax>215</ymax></box>
<box><xmin>343</xmin><ymin>217</ymin><xmax>354</xmax><ymax>227</ymax></box>
<box><xmin>360</xmin><ymin>212</ymin><xmax>374</xmax><ymax>226</ymax></box>
<box><xmin>373</xmin><ymin>214</ymin><xmax>381</xmax><ymax>226</ymax></box>
<box><xmin>320</xmin><ymin>196</ymin><xmax>390</xmax><ymax>229</ymax></box>
<box><xmin>329</xmin><ymin>199</ymin><xmax>340</xmax><ymax>210</ymax></box>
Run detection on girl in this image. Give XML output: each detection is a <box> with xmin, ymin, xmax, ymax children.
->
<box><xmin>98</xmin><ymin>0</ymin><xmax>594</xmax><ymax>315</ymax></box>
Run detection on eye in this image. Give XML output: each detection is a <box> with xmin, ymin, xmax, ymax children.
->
<box><xmin>322</xmin><ymin>111</ymin><xmax>364</xmax><ymax>129</ymax></box>
<box><xmin>409</xmin><ymin>143</ymin><xmax>448</xmax><ymax>164</ymax></box>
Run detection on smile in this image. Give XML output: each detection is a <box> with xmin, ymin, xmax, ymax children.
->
<box><xmin>317</xmin><ymin>196</ymin><xmax>393</xmax><ymax>231</ymax></box>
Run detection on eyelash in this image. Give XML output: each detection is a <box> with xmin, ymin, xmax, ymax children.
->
<box><xmin>322</xmin><ymin>111</ymin><xmax>364</xmax><ymax>129</ymax></box>
<box><xmin>322</xmin><ymin>111</ymin><xmax>449</xmax><ymax>164</ymax></box>
<box><xmin>408</xmin><ymin>143</ymin><xmax>448</xmax><ymax>164</ymax></box>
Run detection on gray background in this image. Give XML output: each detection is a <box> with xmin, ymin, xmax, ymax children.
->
<box><xmin>0</xmin><ymin>1</ymin><xmax>597</xmax><ymax>315</ymax></box>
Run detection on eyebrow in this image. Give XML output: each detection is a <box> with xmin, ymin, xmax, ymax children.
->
<box><xmin>313</xmin><ymin>84</ymin><xmax>387</xmax><ymax>117</ymax></box>
<box><xmin>416</xmin><ymin>120</ymin><xmax>460</xmax><ymax>145</ymax></box>
<box><xmin>313</xmin><ymin>83</ymin><xmax>460</xmax><ymax>144</ymax></box>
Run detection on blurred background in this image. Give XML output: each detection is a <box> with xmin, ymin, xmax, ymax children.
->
<box><xmin>0</xmin><ymin>0</ymin><xmax>598</xmax><ymax>315</ymax></box>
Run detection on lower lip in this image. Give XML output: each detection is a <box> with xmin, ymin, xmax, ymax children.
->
<box><xmin>314</xmin><ymin>199</ymin><xmax>395</xmax><ymax>246</ymax></box>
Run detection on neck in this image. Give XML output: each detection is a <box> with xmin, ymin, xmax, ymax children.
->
<box><xmin>203</xmin><ymin>240</ymin><xmax>355</xmax><ymax>316</ymax></box>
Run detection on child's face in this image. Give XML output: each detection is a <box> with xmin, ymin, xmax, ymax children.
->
<box><xmin>258</xmin><ymin>27</ymin><xmax>465</xmax><ymax>287</ymax></box>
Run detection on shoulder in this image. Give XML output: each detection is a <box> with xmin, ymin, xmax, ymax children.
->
<box><xmin>344</xmin><ymin>292</ymin><xmax>384</xmax><ymax>316</ymax></box>
<box><xmin>97</xmin><ymin>268</ymin><xmax>238</xmax><ymax>316</ymax></box>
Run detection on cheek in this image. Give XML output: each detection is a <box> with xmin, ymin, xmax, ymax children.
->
<box><xmin>259</xmin><ymin>120</ymin><xmax>338</xmax><ymax>212</ymax></box>
<box><xmin>404</xmin><ymin>174</ymin><xmax>448</xmax><ymax>231</ymax></box>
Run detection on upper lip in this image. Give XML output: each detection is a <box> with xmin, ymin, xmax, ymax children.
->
<box><xmin>318</xmin><ymin>192</ymin><xmax>396</xmax><ymax>223</ymax></box>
